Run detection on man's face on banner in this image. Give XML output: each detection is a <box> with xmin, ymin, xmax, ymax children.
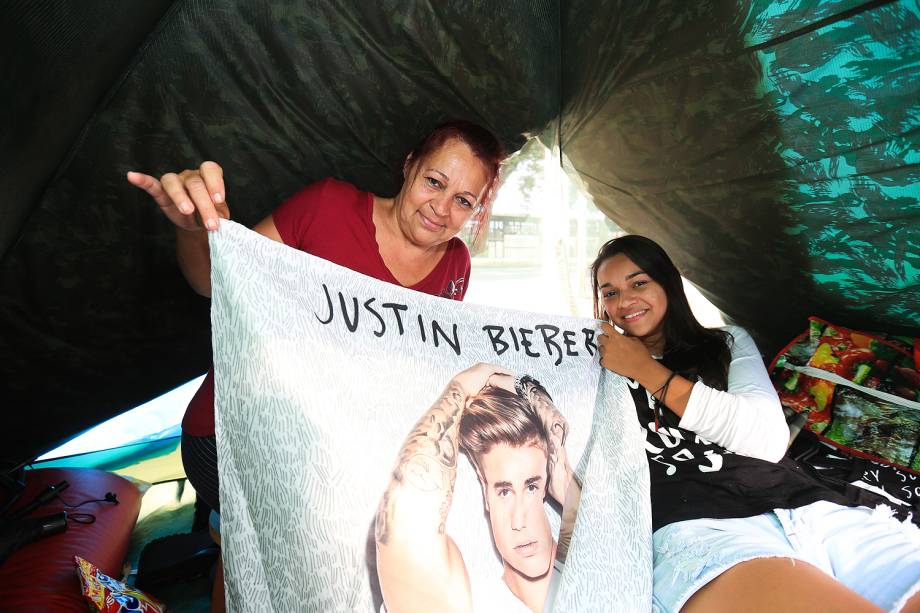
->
<box><xmin>479</xmin><ymin>442</ymin><xmax>554</xmax><ymax>579</ymax></box>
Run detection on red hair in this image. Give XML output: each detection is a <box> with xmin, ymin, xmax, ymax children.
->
<box><xmin>406</xmin><ymin>120</ymin><xmax>505</xmax><ymax>252</ymax></box>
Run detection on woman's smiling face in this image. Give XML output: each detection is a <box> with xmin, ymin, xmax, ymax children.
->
<box><xmin>596</xmin><ymin>253</ymin><xmax>668</xmax><ymax>346</ymax></box>
<box><xmin>394</xmin><ymin>138</ymin><xmax>489</xmax><ymax>249</ymax></box>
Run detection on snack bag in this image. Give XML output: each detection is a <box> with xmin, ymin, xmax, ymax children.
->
<box><xmin>75</xmin><ymin>556</ymin><xmax>166</xmax><ymax>613</ymax></box>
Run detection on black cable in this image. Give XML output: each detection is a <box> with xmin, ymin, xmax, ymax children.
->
<box><xmin>7</xmin><ymin>479</ymin><xmax>118</xmax><ymax>527</ymax></box>
<box><xmin>7</xmin><ymin>480</ymin><xmax>70</xmax><ymax>520</ymax></box>
<box><xmin>0</xmin><ymin>465</ymin><xmax>27</xmax><ymax>519</ymax></box>
<box><xmin>56</xmin><ymin>491</ymin><xmax>119</xmax><ymax>525</ymax></box>
<box><xmin>59</xmin><ymin>491</ymin><xmax>119</xmax><ymax>509</ymax></box>
<box><xmin>744</xmin><ymin>0</ymin><xmax>900</xmax><ymax>54</ymax></box>
<box><xmin>67</xmin><ymin>513</ymin><xmax>97</xmax><ymax>525</ymax></box>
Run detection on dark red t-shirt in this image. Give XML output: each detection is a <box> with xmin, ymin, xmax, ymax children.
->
<box><xmin>182</xmin><ymin>177</ymin><xmax>471</xmax><ymax>436</ymax></box>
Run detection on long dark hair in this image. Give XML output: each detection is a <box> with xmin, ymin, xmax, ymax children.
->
<box><xmin>590</xmin><ymin>235</ymin><xmax>732</xmax><ymax>390</ymax></box>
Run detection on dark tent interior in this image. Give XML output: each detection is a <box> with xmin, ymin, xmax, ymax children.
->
<box><xmin>2</xmin><ymin>0</ymin><xmax>918</xmax><ymax>470</ymax></box>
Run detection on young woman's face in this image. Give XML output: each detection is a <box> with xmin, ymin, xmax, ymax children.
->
<box><xmin>596</xmin><ymin>253</ymin><xmax>668</xmax><ymax>343</ymax></box>
<box><xmin>395</xmin><ymin>138</ymin><xmax>490</xmax><ymax>249</ymax></box>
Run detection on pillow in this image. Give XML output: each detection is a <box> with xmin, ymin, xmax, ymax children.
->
<box><xmin>770</xmin><ymin>316</ymin><xmax>920</xmax><ymax>470</ymax></box>
<box><xmin>0</xmin><ymin>468</ymin><xmax>142</xmax><ymax>611</ymax></box>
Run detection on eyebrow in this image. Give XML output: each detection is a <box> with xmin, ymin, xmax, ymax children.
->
<box><xmin>492</xmin><ymin>475</ymin><xmax>543</xmax><ymax>490</ymax></box>
<box><xmin>599</xmin><ymin>270</ymin><xmax>645</xmax><ymax>288</ymax></box>
<box><xmin>426</xmin><ymin>168</ymin><xmax>478</xmax><ymax>199</ymax></box>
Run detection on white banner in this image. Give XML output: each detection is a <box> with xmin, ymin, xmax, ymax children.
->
<box><xmin>210</xmin><ymin>221</ymin><xmax>651</xmax><ymax>612</ymax></box>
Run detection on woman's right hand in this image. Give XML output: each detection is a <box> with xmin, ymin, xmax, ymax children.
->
<box><xmin>597</xmin><ymin>322</ymin><xmax>657</xmax><ymax>380</ymax></box>
<box><xmin>127</xmin><ymin>161</ymin><xmax>229</xmax><ymax>232</ymax></box>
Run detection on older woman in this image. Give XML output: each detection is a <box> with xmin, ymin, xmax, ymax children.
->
<box><xmin>127</xmin><ymin>119</ymin><xmax>504</xmax><ymax>515</ymax></box>
<box><xmin>129</xmin><ymin>120</ymin><xmax>503</xmax><ymax>612</ymax></box>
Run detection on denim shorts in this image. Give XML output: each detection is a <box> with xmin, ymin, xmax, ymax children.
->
<box><xmin>652</xmin><ymin>501</ymin><xmax>920</xmax><ymax>612</ymax></box>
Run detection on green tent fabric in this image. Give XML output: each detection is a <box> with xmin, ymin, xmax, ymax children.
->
<box><xmin>1</xmin><ymin>0</ymin><xmax>917</xmax><ymax>465</ymax></box>
<box><xmin>560</xmin><ymin>0</ymin><xmax>919</xmax><ymax>348</ymax></box>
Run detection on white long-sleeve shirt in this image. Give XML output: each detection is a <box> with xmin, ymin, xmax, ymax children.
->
<box><xmin>677</xmin><ymin>326</ymin><xmax>788</xmax><ymax>462</ymax></box>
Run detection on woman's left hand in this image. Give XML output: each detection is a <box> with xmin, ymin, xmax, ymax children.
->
<box><xmin>597</xmin><ymin>322</ymin><xmax>656</xmax><ymax>380</ymax></box>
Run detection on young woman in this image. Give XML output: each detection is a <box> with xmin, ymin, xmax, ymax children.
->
<box><xmin>592</xmin><ymin>235</ymin><xmax>920</xmax><ymax>613</ymax></box>
<box><xmin>128</xmin><ymin>120</ymin><xmax>505</xmax><ymax>611</ymax></box>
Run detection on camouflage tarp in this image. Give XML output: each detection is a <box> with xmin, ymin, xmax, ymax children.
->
<box><xmin>1</xmin><ymin>0</ymin><xmax>918</xmax><ymax>463</ymax></box>
<box><xmin>560</xmin><ymin>0</ymin><xmax>920</xmax><ymax>347</ymax></box>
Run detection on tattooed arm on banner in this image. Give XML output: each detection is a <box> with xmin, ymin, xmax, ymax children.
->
<box><xmin>375</xmin><ymin>364</ymin><xmax>511</xmax><ymax>613</ymax></box>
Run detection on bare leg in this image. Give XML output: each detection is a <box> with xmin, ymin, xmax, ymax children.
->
<box><xmin>901</xmin><ymin>589</ymin><xmax>920</xmax><ymax>613</ymax></box>
<box><xmin>211</xmin><ymin>555</ymin><xmax>226</xmax><ymax>613</ymax></box>
<box><xmin>682</xmin><ymin>557</ymin><xmax>883</xmax><ymax>613</ymax></box>
<box><xmin>209</xmin><ymin>518</ymin><xmax>226</xmax><ymax>613</ymax></box>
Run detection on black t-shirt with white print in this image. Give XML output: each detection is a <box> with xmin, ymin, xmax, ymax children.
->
<box><xmin>627</xmin><ymin>380</ymin><xmax>851</xmax><ymax>532</ymax></box>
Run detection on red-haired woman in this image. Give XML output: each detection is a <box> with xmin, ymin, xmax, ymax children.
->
<box><xmin>128</xmin><ymin>120</ymin><xmax>504</xmax><ymax>611</ymax></box>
